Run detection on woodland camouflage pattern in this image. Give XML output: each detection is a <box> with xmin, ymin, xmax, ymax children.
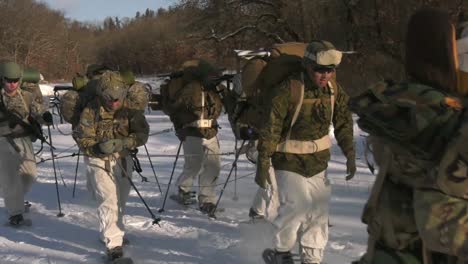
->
<box><xmin>0</xmin><ymin>89</ymin><xmax>45</xmax><ymax>138</ymax></box>
<box><xmin>350</xmin><ymin>81</ymin><xmax>468</xmax><ymax>262</ymax></box>
<box><xmin>257</xmin><ymin>71</ymin><xmax>355</xmax><ymax>178</ymax></box>
<box><xmin>74</xmin><ymin>73</ymin><xmax>149</xmax><ymax>158</ymax></box>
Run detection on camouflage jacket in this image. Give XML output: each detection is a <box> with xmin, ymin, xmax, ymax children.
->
<box><xmin>0</xmin><ymin>88</ymin><xmax>45</xmax><ymax>138</ymax></box>
<box><xmin>74</xmin><ymin>99</ymin><xmax>149</xmax><ymax>158</ymax></box>
<box><xmin>257</xmin><ymin>72</ymin><xmax>355</xmax><ymax>177</ymax></box>
<box><xmin>170</xmin><ymin>81</ymin><xmax>223</xmax><ymax>140</ymax></box>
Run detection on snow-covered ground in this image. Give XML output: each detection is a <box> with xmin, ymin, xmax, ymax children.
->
<box><xmin>0</xmin><ymin>79</ymin><xmax>375</xmax><ymax>263</ymax></box>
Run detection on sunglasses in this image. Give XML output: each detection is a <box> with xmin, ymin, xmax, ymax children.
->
<box><xmin>313</xmin><ymin>67</ymin><xmax>335</xmax><ymax>74</ymax></box>
<box><xmin>4</xmin><ymin>77</ymin><xmax>20</xmax><ymax>83</ymax></box>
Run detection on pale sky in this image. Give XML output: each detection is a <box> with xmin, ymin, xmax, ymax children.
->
<box><xmin>39</xmin><ymin>0</ymin><xmax>176</xmax><ymax>22</ymax></box>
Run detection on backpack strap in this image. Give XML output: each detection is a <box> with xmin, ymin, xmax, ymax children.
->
<box><xmin>361</xmin><ymin>136</ymin><xmax>392</xmax><ymax>262</ymax></box>
<box><xmin>289</xmin><ymin>75</ymin><xmax>305</xmax><ymax>128</ymax></box>
<box><xmin>183</xmin><ymin>85</ymin><xmax>214</xmax><ymax>128</ymax></box>
<box><xmin>328</xmin><ymin>78</ymin><xmax>338</xmax><ymax>123</ymax></box>
<box><xmin>275</xmin><ymin>74</ymin><xmax>334</xmax><ymax>154</ymax></box>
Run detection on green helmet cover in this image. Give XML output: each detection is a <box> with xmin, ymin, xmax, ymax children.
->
<box><xmin>96</xmin><ymin>71</ymin><xmax>127</xmax><ymax>102</ymax></box>
<box><xmin>1</xmin><ymin>62</ymin><xmax>22</xmax><ymax>79</ymax></box>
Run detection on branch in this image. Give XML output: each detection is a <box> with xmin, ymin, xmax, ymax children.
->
<box><xmin>205</xmin><ymin>25</ymin><xmax>284</xmax><ymax>43</ymax></box>
<box><xmin>228</xmin><ymin>0</ymin><xmax>280</xmax><ymax>9</ymax></box>
<box><xmin>205</xmin><ymin>25</ymin><xmax>256</xmax><ymax>42</ymax></box>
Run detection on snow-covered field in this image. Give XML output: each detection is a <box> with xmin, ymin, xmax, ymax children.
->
<box><xmin>0</xmin><ymin>78</ymin><xmax>375</xmax><ymax>263</ymax></box>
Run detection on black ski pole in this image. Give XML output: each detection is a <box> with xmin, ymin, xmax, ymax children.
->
<box><xmin>72</xmin><ymin>150</ymin><xmax>80</xmax><ymax>198</ymax></box>
<box><xmin>233</xmin><ymin>140</ymin><xmax>239</xmax><ymax>201</ymax></box>
<box><xmin>158</xmin><ymin>141</ymin><xmax>183</xmax><ymax>213</ymax></box>
<box><xmin>117</xmin><ymin>161</ymin><xmax>161</xmax><ymax>226</ymax></box>
<box><xmin>47</xmin><ymin>124</ymin><xmax>64</xmax><ymax>217</ymax></box>
<box><xmin>144</xmin><ymin>144</ymin><xmax>163</xmax><ymax>194</ymax></box>
<box><xmin>210</xmin><ymin>140</ymin><xmax>246</xmax><ymax>218</ymax></box>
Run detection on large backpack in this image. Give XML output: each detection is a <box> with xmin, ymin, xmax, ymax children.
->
<box><xmin>229</xmin><ymin>42</ymin><xmax>338</xmax><ymax>140</ymax></box>
<box><xmin>350</xmin><ymin>81</ymin><xmax>468</xmax><ymax>260</ymax></box>
<box><xmin>20</xmin><ymin>67</ymin><xmax>44</xmax><ymax>106</ymax></box>
<box><xmin>60</xmin><ymin>70</ymin><xmax>150</xmax><ymax>128</ymax></box>
<box><xmin>157</xmin><ymin>59</ymin><xmax>223</xmax><ymax>122</ymax></box>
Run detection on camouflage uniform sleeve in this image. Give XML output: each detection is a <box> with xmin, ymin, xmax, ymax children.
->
<box><xmin>126</xmin><ymin>110</ymin><xmax>149</xmax><ymax>149</ymax></box>
<box><xmin>74</xmin><ymin>106</ymin><xmax>100</xmax><ymax>156</ymax></box>
<box><xmin>333</xmin><ymin>83</ymin><xmax>355</xmax><ymax>159</ymax></box>
<box><xmin>257</xmin><ymin>80</ymin><xmax>291</xmax><ymax>159</ymax></box>
<box><xmin>20</xmin><ymin>90</ymin><xmax>45</xmax><ymax>124</ymax></box>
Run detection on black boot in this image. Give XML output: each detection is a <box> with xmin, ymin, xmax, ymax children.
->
<box><xmin>249</xmin><ymin>207</ymin><xmax>265</xmax><ymax>220</ymax></box>
<box><xmin>273</xmin><ymin>250</ymin><xmax>294</xmax><ymax>264</ymax></box>
<box><xmin>8</xmin><ymin>214</ymin><xmax>24</xmax><ymax>226</ymax></box>
<box><xmin>107</xmin><ymin>246</ymin><xmax>123</xmax><ymax>261</ymax></box>
<box><xmin>199</xmin><ymin>202</ymin><xmax>216</xmax><ymax>215</ymax></box>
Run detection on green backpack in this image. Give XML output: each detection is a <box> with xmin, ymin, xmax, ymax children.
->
<box><xmin>20</xmin><ymin>67</ymin><xmax>43</xmax><ymax>106</ymax></box>
<box><xmin>228</xmin><ymin>42</ymin><xmax>308</xmax><ymax>140</ymax></box>
<box><xmin>350</xmin><ymin>81</ymin><xmax>462</xmax><ymax>163</ymax></box>
<box><xmin>60</xmin><ymin>70</ymin><xmax>149</xmax><ymax>128</ymax></box>
<box><xmin>351</xmin><ymin>81</ymin><xmax>468</xmax><ymax>260</ymax></box>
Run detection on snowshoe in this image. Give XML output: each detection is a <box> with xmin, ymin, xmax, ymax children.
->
<box><xmin>262</xmin><ymin>249</ymin><xmax>295</xmax><ymax>264</ymax></box>
<box><xmin>7</xmin><ymin>214</ymin><xmax>32</xmax><ymax>227</ymax></box>
<box><xmin>170</xmin><ymin>188</ymin><xmax>197</xmax><ymax>205</ymax></box>
<box><xmin>109</xmin><ymin>257</ymin><xmax>134</xmax><ymax>264</ymax></box>
<box><xmin>106</xmin><ymin>246</ymin><xmax>133</xmax><ymax>263</ymax></box>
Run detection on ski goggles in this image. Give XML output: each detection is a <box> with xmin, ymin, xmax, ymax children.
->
<box><xmin>304</xmin><ymin>49</ymin><xmax>343</xmax><ymax>68</ymax></box>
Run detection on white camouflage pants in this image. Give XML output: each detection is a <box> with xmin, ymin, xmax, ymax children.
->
<box><xmin>251</xmin><ymin>166</ymin><xmax>279</xmax><ymax>221</ymax></box>
<box><xmin>0</xmin><ymin>137</ymin><xmax>37</xmax><ymax>217</ymax></box>
<box><xmin>85</xmin><ymin>154</ymin><xmax>132</xmax><ymax>250</ymax></box>
<box><xmin>176</xmin><ymin>136</ymin><xmax>221</xmax><ymax>204</ymax></box>
<box><xmin>273</xmin><ymin>170</ymin><xmax>331</xmax><ymax>263</ymax></box>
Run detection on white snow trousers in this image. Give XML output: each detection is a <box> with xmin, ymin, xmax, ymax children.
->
<box><xmin>251</xmin><ymin>166</ymin><xmax>279</xmax><ymax>221</ymax></box>
<box><xmin>176</xmin><ymin>136</ymin><xmax>221</xmax><ymax>204</ymax></box>
<box><xmin>273</xmin><ymin>170</ymin><xmax>331</xmax><ymax>263</ymax></box>
<box><xmin>0</xmin><ymin>136</ymin><xmax>37</xmax><ymax>216</ymax></box>
<box><xmin>85</xmin><ymin>154</ymin><xmax>132</xmax><ymax>250</ymax></box>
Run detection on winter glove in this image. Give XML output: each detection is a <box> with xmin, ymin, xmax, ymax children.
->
<box><xmin>255</xmin><ymin>156</ymin><xmax>271</xmax><ymax>189</ymax></box>
<box><xmin>97</xmin><ymin>139</ymin><xmax>124</xmax><ymax>154</ymax></box>
<box><xmin>42</xmin><ymin>111</ymin><xmax>53</xmax><ymax>125</ymax></box>
<box><xmin>345</xmin><ymin>153</ymin><xmax>356</xmax><ymax>181</ymax></box>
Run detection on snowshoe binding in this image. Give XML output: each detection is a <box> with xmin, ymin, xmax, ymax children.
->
<box><xmin>262</xmin><ymin>249</ymin><xmax>295</xmax><ymax>264</ymax></box>
<box><xmin>7</xmin><ymin>214</ymin><xmax>31</xmax><ymax>227</ymax></box>
<box><xmin>106</xmin><ymin>246</ymin><xmax>133</xmax><ymax>264</ymax></box>
<box><xmin>170</xmin><ymin>188</ymin><xmax>197</xmax><ymax>206</ymax></box>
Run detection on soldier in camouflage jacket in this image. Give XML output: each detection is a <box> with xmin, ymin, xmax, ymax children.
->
<box><xmin>0</xmin><ymin>62</ymin><xmax>49</xmax><ymax>226</ymax></box>
<box><xmin>74</xmin><ymin>71</ymin><xmax>149</xmax><ymax>261</ymax></box>
<box><xmin>256</xmin><ymin>41</ymin><xmax>356</xmax><ymax>264</ymax></box>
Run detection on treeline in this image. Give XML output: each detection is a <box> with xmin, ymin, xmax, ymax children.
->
<box><xmin>0</xmin><ymin>0</ymin><xmax>465</xmax><ymax>93</ymax></box>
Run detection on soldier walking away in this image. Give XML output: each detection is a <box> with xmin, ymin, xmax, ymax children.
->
<box><xmin>256</xmin><ymin>41</ymin><xmax>356</xmax><ymax>264</ymax></box>
<box><xmin>350</xmin><ymin>7</ymin><xmax>468</xmax><ymax>264</ymax></box>
<box><xmin>0</xmin><ymin>61</ymin><xmax>50</xmax><ymax>226</ymax></box>
<box><xmin>161</xmin><ymin>59</ymin><xmax>224</xmax><ymax>215</ymax></box>
<box><xmin>74</xmin><ymin>71</ymin><xmax>149</xmax><ymax>263</ymax></box>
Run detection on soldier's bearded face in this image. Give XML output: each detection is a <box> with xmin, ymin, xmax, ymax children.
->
<box><xmin>3</xmin><ymin>78</ymin><xmax>20</xmax><ymax>95</ymax></box>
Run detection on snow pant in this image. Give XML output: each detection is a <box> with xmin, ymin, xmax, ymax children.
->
<box><xmin>176</xmin><ymin>136</ymin><xmax>221</xmax><ymax>205</ymax></box>
<box><xmin>0</xmin><ymin>136</ymin><xmax>37</xmax><ymax>217</ymax></box>
<box><xmin>273</xmin><ymin>170</ymin><xmax>331</xmax><ymax>263</ymax></box>
<box><xmin>85</xmin><ymin>154</ymin><xmax>132</xmax><ymax>250</ymax></box>
<box><xmin>251</xmin><ymin>166</ymin><xmax>279</xmax><ymax>221</ymax></box>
